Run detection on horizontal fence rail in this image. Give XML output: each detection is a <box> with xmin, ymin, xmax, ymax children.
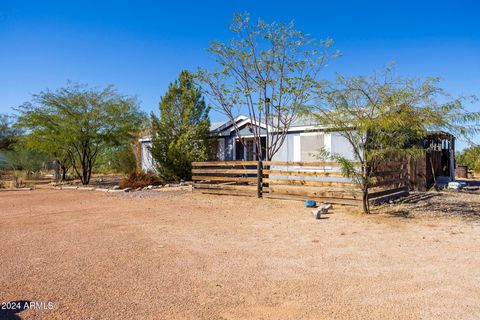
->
<box><xmin>367</xmin><ymin>159</ymin><xmax>409</xmax><ymax>204</ymax></box>
<box><xmin>192</xmin><ymin>161</ymin><xmax>261</xmax><ymax>197</ymax></box>
<box><xmin>192</xmin><ymin>160</ymin><xmax>409</xmax><ymax>206</ymax></box>
<box><xmin>262</xmin><ymin>161</ymin><xmax>362</xmax><ymax>206</ymax></box>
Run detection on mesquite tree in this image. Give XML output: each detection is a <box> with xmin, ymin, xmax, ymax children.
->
<box><xmin>314</xmin><ymin>67</ymin><xmax>479</xmax><ymax>213</ymax></box>
<box><xmin>16</xmin><ymin>83</ymin><xmax>145</xmax><ymax>184</ymax></box>
<box><xmin>198</xmin><ymin>13</ymin><xmax>338</xmax><ymax>160</ymax></box>
<box><xmin>0</xmin><ymin>114</ymin><xmax>21</xmax><ymax>151</ymax></box>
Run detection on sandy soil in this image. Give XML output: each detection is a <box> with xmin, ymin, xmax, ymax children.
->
<box><xmin>1</xmin><ymin>189</ymin><xmax>479</xmax><ymax>320</ymax></box>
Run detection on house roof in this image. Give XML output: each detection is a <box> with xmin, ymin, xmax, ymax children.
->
<box><xmin>210</xmin><ymin>121</ymin><xmax>224</xmax><ymax>131</ymax></box>
<box><xmin>140</xmin><ymin>114</ymin><xmax>454</xmax><ymax>143</ymax></box>
<box><xmin>139</xmin><ymin>114</ymin><xmax>321</xmax><ymax>142</ymax></box>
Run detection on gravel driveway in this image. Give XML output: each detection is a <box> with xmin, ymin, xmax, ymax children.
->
<box><xmin>1</xmin><ymin>189</ymin><xmax>479</xmax><ymax>319</ymax></box>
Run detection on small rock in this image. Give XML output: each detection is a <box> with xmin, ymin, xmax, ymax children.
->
<box><xmin>311</xmin><ymin>204</ymin><xmax>333</xmax><ymax>219</ymax></box>
<box><xmin>112</xmin><ymin>186</ymin><xmax>120</xmax><ymax>190</ymax></box>
<box><xmin>136</xmin><ymin>187</ymin><xmax>142</xmax><ymax>191</ymax></box>
<box><xmin>123</xmin><ymin>187</ymin><xmax>132</xmax><ymax>192</ymax></box>
<box><xmin>164</xmin><ymin>184</ymin><xmax>170</xmax><ymax>187</ymax></box>
<box><xmin>147</xmin><ymin>185</ymin><xmax>153</xmax><ymax>190</ymax></box>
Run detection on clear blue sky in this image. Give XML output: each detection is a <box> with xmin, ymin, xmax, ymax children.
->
<box><xmin>1</xmin><ymin>0</ymin><xmax>479</xmax><ymax>149</ymax></box>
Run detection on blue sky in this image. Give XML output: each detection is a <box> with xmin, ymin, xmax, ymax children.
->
<box><xmin>1</xmin><ymin>0</ymin><xmax>479</xmax><ymax>149</ymax></box>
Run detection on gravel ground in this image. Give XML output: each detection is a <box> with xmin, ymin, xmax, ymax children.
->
<box><xmin>379</xmin><ymin>190</ymin><xmax>480</xmax><ymax>222</ymax></box>
<box><xmin>1</xmin><ymin>189</ymin><xmax>479</xmax><ymax>319</ymax></box>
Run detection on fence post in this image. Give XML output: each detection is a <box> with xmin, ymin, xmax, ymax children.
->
<box><xmin>257</xmin><ymin>160</ymin><xmax>263</xmax><ymax>198</ymax></box>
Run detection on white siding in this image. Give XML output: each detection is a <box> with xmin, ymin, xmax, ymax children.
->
<box><xmin>330</xmin><ymin>132</ymin><xmax>356</xmax><ymax>160</ymax></box>
<box><xmin>141</xmin><ymin>141</ymin><xmax>157</xmax><ymax>173</ymax></box>
<box><xmin>272</xmin><ymin>133</ymin><xmax>299</xmax><ymax>162</ymax></box>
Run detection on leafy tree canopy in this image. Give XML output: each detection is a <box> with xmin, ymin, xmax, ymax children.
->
<box><xmin>0</xmin><ymin>114</ymin><xmax>22</xmax><ymax>151</ymax></box>
<box><xmin>456</xmin><ymin>145</ymin><xmax>480</xmax><ymax>172</ymax></box>
<box><xmin>314</xmin><ymin>65</ymin><xmax>480</xmax><ymax>213</ymax></box>
<box><xmin>15</xmin><ymin>83</ymin><xmax>146</xmax><ymax>184</ymax></box>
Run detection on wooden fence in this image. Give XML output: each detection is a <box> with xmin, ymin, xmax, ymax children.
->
<box><xmin>367</xmin><ymin>159</ymin><xmax>410</xmax><ymax>204</ymax></box>
<box><xmin>262</xmin><ymin>161</ymin><xmax>362</xmax><ymax>206</ymax></box>
<box><xmin>192</xmin><ymin>161</ymin><xmax>261</xmax><ymax>197</ymax></box>
<box><xmin>192</xmin><ymin>160</ymin><xmax>409</xmax><ymax>207</ymax></box>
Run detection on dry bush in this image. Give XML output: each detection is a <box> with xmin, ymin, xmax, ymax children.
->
<box><xmin>119</xmin><ymin>171</ymin><xmax>162</xmax><ymax>189</ymax></box>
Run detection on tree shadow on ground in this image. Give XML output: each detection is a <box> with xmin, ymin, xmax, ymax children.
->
<box><xmin>379</xmin><ymin>190</ymin><xmax>480</xmax><ymax>222</ymax></box>
<box><xmin>383</xmin><ymin>209</ymin><xmax>414</xmax><ymax>219</ymax></box>
<box><xmin>0</xmin><ymin>301</ymin><xmax>31</xmax><ymax>320</ymax></box>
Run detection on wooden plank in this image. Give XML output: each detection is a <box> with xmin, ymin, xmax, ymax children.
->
<box><xmin>192</xmin><ymin>169</ymin><xmax>257</xmax><ymax>174</ymax></box>
<box><xmin>263</xmin><ymin>161</ymin><xmax>361</xmax><ymax>167</ymax></box>
<box><xmin>264</xmin><ymin>185</ymin><xmax>359</xmax><ymax>193</ymax></box>
<box><xmin>193</xmin><ymin>183</ymin><xmax>257</xmax><ymax>191</ymax></box>
<box><xmin>257</xmin><ymin>161</ymin><xmax>263</xmax><ymax>198</ymax></box>
<box><xmin>374</xmin><ymin>173</ymin><xmax>404</xmax><ymax>180</ymax></box>
<box><xmin>192</xmin><ymin>176</ymin><xmax>257</xmax><ymax>182</ymax></box>
<box><xmin>263</xmin><ymin>192</ymin><xmax>362</xmax><ymax>206</ymax></box>
<box><xmin>264</xmin><ymin>178</ymin><xmax>357</xmax><ymax>188</ymax></box>
<box><xmin>373</xmin><ymin>170</ymin><xmax>407</xmax><ymax>177</ymax></box>
<box><xmin>384</xmin><ymin>161</ymin><xmax>408</xmax><ymax>167</ymax></box>
<box><xmin>264</xmin><ymin>170</ymin><xmax>345</xmax><ymax>178</ymax></box>
<box><xmin>368</xmin><ymin>186</ymin><xmax>409</xmax><ymax>199</ymax></box>
<box><xmin>192</xmin><ymin>161</ymin><xmax>257</xmax><ymax>167</ymax></box>
<box><xmin>372</xmin><ymin>179</ymin><xmax>408</xmax><ymax>187</ymax></box>
<box><xmin>266</xmin><ymin>186</ymin><xmax>361</xmax><ymax>199</ymax></box>
<box><xmin>193</xmin><ymin>188</ymin><xmax>256</xmax><ymax>197</ymax></box>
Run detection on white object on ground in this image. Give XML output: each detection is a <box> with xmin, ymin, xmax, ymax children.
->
<box><xmin>447</xmin><ymin>182</ymin><xmax>462</xmax><ymax>190</ymax></box>
<box><xmin>311</xmin><ymin>204</ymin><xmax>333</xmax><ymax>219</ymax></box>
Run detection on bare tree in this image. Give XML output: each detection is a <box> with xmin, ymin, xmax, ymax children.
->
<box><xmin>198</xmin><ymin>13</ymin><xmax>338</xmax><ymax>160</ymax></box>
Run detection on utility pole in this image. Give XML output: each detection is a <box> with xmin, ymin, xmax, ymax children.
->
<box><xmin>264</xmin><ymin>97</ymin><xmax>270</xmax><ymax>161</ymax></box>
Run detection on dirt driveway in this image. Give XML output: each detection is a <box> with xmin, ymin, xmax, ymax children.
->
<box><xmin>1</xmin><ymin>189</ymin><xmax>479</xmax><ymax>319</ymax></box>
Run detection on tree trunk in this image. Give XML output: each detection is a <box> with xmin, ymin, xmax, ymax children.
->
<box><xmin>85</xmin><ymin>161</ymin><xmax>93</xmax><ymax>185</ymax></box>
<box><xmin>61</xmin><ymin>165</ymin><xmax>67</xmax><ymax>181</ymax></box>
<box><xmin>53</xmin><ymin>159</ymin><xmax>60</xmax><ymax>182</ymax></box>
<box><xmin>362</xmin><ymin>189</ymin><xmax>370</xmax><ymax>214</ymax></box>
<box><xmin>81</xmin><ymin>164</ymin><xmax>88</xmax><ymax>185</ymax></box>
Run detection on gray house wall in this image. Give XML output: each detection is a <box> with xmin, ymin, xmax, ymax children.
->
<box><xmin>139</xmin><ymin>117</ymin><xmax>356</xmax><ymax>172</ymax></box>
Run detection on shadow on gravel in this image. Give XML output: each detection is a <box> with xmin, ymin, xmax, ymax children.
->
<box><xmin>383</xmin><ymin>209</ymin><xmax>414</xmax><ymax>219</ymax></box>
<box><xmin>0</xmin><ymin>300</ymin><xmax>31</xmax><ymax>320</ymax></box>
<box><xmin>381</xmin><ymin>190</ymin><xmax>480</xmax><ymax>222</ymax></box>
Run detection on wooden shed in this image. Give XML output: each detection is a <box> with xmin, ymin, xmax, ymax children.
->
<box><xmin>408</xmin><ymin>131</ymin><xmax>456</xmax><ymax>191</ymax></box>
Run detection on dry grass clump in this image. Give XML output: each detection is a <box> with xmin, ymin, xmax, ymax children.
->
<box><xmin>119</xmin><ymin>171</ymin><xmax>162</xmax><ymax>189</ymax></box>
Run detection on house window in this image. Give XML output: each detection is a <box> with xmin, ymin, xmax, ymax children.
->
<box><xmin>300</xmin><ymin>134</ymin><xmax>324</xmax><ymax>161</ymax></box>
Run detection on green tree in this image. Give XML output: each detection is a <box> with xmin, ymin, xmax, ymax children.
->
<box><xmin>456</xmin><ymin>145</ymin><xmax>480</xmax><ymax>172</ymax></box>
<box><xmin>314</xmin><ymin>67</ymin><xmax>480</xmax><ymax>213</ymax></box>
<box><xmin>16</xmin><ymin>83</ymin><xmax>145</xmax><ymax>184</ymax></box>
<box><xmin>96</xmin><ymin>144</ymin><xmax>138</xmax><ymax>174</ymax></box>
<box><xmin>4</xmin><ymin>146</ymin><xmax>47</xmax><ymax>173</ymax></box>
<box><xmin>150</xmin><ymin>70</ymin><xmax>212</xmax><ymax>181</ymax></box>
<box><xmin>197</xmin><ymin>13</ymin><xmax>339</xmax><ymax>160</ymax></box>
<box><xmin>0</xmin><ymin>114</ymin><xmax>21</xmax><ymax>151</ymax></box>
<box><xmin>1</xmin><ymin>114</ymin><xmax>21</xmax><ymax>171</ymax></box>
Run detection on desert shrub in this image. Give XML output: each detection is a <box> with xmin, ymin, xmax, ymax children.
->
<box><xmin>95</xmin><ymin>145</ymin><xmax>138</xmax><ymax>174</ymax></box>
<box><xmin>119</xmin><ymin>171</ymin><xmax>162</xmax><ymax>189</ymax></box>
